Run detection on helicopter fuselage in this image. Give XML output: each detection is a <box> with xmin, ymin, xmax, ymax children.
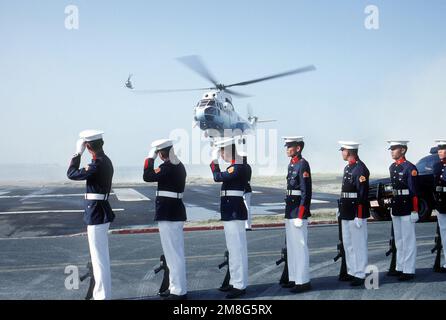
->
<box><xmin>193</xmin><ymin>91</ymin><xmax>252</xmax><ymax>137</ymax></box>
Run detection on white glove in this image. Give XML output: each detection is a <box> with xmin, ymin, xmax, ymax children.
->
<box><xmin>410</xmin><ymin>212</ymin><xmax>419</xmax><ymax>223</ymax></box>
<box><xmin>354</xmin><ymin>217</ymin><xmax>362</xmax><ymax>229</ymax></box>
<box><xmin>148</xmin><ymin>147</ymin><xmax>157</xmax><ymax>160</ymax></box>
<box><xmin>432</xmin><ymin>209</ymin><xmax>439</xmax><ymax>216</ymax></box>
<box><xmin>211</xmin><ymin>148</ymin><xmax>220</xmax><ymax>162</ymax></box>
<box><xmin>294</xmin><ymin>218</ymin><xmax>303</xmax><ymax>228</ymax></box>
<box><xmin>75</xmin><ymin>139</ymin><xmax>86</xmax><ymax>156</ymax></box>
<box><xmin>336</xmin><ymin>209</ymin><xmax>340</xmax><ymax>219</ymax></box>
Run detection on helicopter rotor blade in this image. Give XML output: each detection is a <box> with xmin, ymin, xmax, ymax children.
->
<box><xmin>177</xmin><ymin>55</ymin><xmax>219</xmax><ymax>87</ymax></box>
<box><xmin>224</xmin><ymin>65</ymin><xmax>316</xmax><ymax>88</ymax></box>
<box><xmin>224</xmin><ymin>88</ymin><xmax>251</xmax><ymax>98</ymax></box>
<box><xmin>132</xmin><ymin>87</ymin><xmax>213</xmax><ymax>94</ymax></box>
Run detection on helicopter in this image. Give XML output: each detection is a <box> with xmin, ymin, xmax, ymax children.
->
<box><xmin>125</xmin><ymin>55</ymin><xmax>315</xmax><ymax>139</ymax></box>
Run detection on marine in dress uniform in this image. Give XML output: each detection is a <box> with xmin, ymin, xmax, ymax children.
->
<box><xmin>282</xmin><ymin>136</ymin><xmax>312</xmax><ymax>293</ymax></box>
<box><xmin>67</xmin><ymin>130</ymin><xmax>114</xmax><ymax>300</ymax></box>
<box><xmin>387</xmin><ymin>140</ymin><xmax>419</xmax><ymax>281</ymax></box>
<box><xmin>338</xmin><ymin>141</ymin><xmax>370</xmax><ymax>287</ymax></box>
<box><xmin>143</xmin><ymin>139</ymin><xmax>188</xmax><ymax>300</ymax></box>
<box><xmin>432</xmin><ymin>139</ymin><xmax>446</xmax><ymax>273</ymax></box>
<box><xmin>210</xmin><ymin>138</ymin><xmax>250</xmax><ymax>299</ymax></box>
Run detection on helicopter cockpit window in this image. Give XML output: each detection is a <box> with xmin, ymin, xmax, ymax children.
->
<box><xmin>199</xmin><ymin>99</ymin><xmax>215</xmax><ymax>107</ymax></box>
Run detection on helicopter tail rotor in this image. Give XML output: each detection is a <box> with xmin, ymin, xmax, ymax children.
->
<box><xmin>247</xmin><ymin>104</ymin><xmax>276</xmax><ymax>127</ymax></box>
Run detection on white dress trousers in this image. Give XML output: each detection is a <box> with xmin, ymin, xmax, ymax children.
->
<box><xmin>341</xmin><ymin>219</ymin><xmax>368</xmax><ymax>279</ymax></box>
<box><xmin>223</xmin><ymin>220</ymin><xmax>248</xmax><ymax>290</ymax></box>
<box><xmin>87</xmin><ymin>222</ymin><xmax>112</xmax><ymax>300</ymax></box>
<box><xmin>285</xmin><ymin>218</ymin><xmax>310</xmax><ymax>285</ymax></box>
<box><xmin>391</xmin><ymin>214</ymin><xmax>417</xmax><ymax>274</ymax></box>
<box><xmin>158</xmin><ymin>221</ymin><xmax>187</xmax><ymax>296</ymax></box>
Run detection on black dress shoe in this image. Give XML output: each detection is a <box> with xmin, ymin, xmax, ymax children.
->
<box><xmin>387</xmin><ymin>270</ymin><xmax>403</xmax><ymax>277</ymax></box>
<box><xmin>398</xmin><ymin>273</ymin><xmax>415</xmax><ymax>281</ymax></box>
<box><xmin>225</xmin><ymin>288</ymin><xmax>246</xmax><ymax>299</ymax></box>
<box><xmin>290</xmin><ymin>282</ymin><xmax>312</xmax><ymax>293</ymax></box>
<box><xmin>218</xmin><ymin>285</ymin><xmax>233</xmax><ymax>292</ymax></box>
<box><xmin>434</xmin><ymin>266</ymin><xmax>446</xmax><ymax>273</ymax></box>
<box><xmin>339</xmin><ymin>274</ymin><xmax>355</xmax><ymax>282</ymax></box>
<box><xmin>350</xmin><ymin>277</ymin><xmax>365</xmax><ymax>287</ymax></box>
<box><xmin>159</xmin><ymin>289</ymin><xmax>170</xmax><ymax>297</ymax></box>
<box><xmin>163</xmin><ymin>294</ymin><xmax>188</xmax><ymax>300</ymax></box>
<box><xmin>246</xmin><ymin>228</ymin><xmax>252</xmax><ymax>231</ymax></box>
<box><xmin>281</xmin><ymin>281</ymin><xmax>295</xmax><ymax>288</ymax></box>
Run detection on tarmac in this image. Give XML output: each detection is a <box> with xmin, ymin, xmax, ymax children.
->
<box><xmin>0</xmin><ymin>220</ymin><xmax>444</xmax><ymax>300</ymax></box>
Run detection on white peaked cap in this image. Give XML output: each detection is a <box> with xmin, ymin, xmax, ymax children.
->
<box><xmin>338</xmin><ymin>141</ymin><xmax>360</xmax><ymax>150</ymax></box>
<box><xmin>387</xmin><ymin>140</ymin><xmax>410</xmax><ymax>149</ymax></box>
<box><xmin>282</xmin><ymin>136</ymin><xmax>304</xmax><ymax>146</ymax></box>
<box><xmin>434</xmin><ymin>139</ymin><xmax>446</xmax><ymax>146</ymax></box>
<box><xmin>79</xmin><ymin>129</ymin><xmax>104</xmax><ymax>142</ymax></box>
<box><xmin>151</xmin><ymin>139</ymin><xmax>173</xmax><ymax>151</ymax></box>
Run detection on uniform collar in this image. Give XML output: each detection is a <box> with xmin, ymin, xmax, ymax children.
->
<box><xmin>395</xmin><ymin>157</ymin><xmax>406</xmax><ymax>165</ymax></box>
<box><xmin>92</xmin><ymin>150</ymin><xmax>105</xmax><ymax>161</ymax></box>
<box><xmin>348</xmin><ymin>157</ymin><xmax>359</xmax><ymax>166</ymax></box>
<box><xmin>291</xmin><ymin>154</ymin><xmax>302</xmax><ymax>164</ymax></box>
<box><xmin>441</xmin><ymin>158</ymin><xmax>446</xmax><ymax>165</ymax></box>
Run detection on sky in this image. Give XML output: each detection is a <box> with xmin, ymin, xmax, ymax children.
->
<box><xmin>0</xmin><ymin>0</ymin><xmax>445</xmax><ymax>180</ymax></box>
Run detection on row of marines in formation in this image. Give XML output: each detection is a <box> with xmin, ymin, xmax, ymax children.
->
<box><xmin>67</xmin><ymin>130</ymin><xmax>446</xmax><ymax>300</ymax></box>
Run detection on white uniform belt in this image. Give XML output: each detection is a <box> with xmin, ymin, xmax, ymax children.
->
<box><xmin>393</xmin><ymin>189</ymin><xmax>410</xmax><ymax>196</ymax></box>
<box><xmin>341</xmin><ymin>192</ymin><xmax>357</xmax><ymax>199</ymax></box>
<box><xmin>85</xmin><ymin>193</ymin><xmax>108</xmax><ymax>200</ymax></box>
<box><xmin>220</xmin><ymin>190</ymin><xmax>245</xmax><ymax>197</ymax></box>
<box><xmin>436</xmin><ymin>186</ymin><xmax>446</xmax><ymax>192</ymax></box>
<box><xmin>286</xmin><ymin>190</ymin><xmax>302</xmax><ymax>196</ymax></box>
<box><xmin>156</xmin><ymin>191</ymin><xmax>183</xmax><ymax>199</ymax></box>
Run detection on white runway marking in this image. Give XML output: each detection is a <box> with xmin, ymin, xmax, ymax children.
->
<box><xmin>0</xmin><ymin>209</ymin><xmax>125</xmax><ymax>215</ymax></box>
<box><xmin>0</xmin><ymin>193</ymin><xmax>115</xmax><ymax>199</ymax></box>
<box><xmin>311</xmin><ymin>199</ymin><xmax>330</xmax><ymax>204</ymax></box>
<box><xmin>0</xmin><ymin>191</ymin><xmax>10</xmax><ymax>196</ymax></box>
<box><xmin>259</xmin><ymin>202</ymin><xmax>284</xmax><ymax>206</ymax></box>
<box><xmin>113</xmin><ymin>188</ymin><xmax>150</xmax><ymax>201</ymax></box>
<box><xmin>252</xmin><ymin>191</ymin><xmax>263</xmax><ymax>194</ymax></box>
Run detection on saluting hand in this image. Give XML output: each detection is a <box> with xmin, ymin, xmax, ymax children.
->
<box><xmin>148</xmin><ymin>147</ymin><xmax>158</xmax><ymax>160</ymax></box>
<box><xmin>75</xmin><ymin>139</ymin><xmax>86</xmax><ymax>156</ymax></box>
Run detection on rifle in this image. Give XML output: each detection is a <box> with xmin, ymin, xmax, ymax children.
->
<box><xmin>275</xmin><ymin>246</ymin><xmax>289</xmax><ymax>285</ymax></box>
<box><xmin>333</xmin><ymin>215</ymin><xmax>348</xmax><ymax>280</ymax></box>
<box><xmin>431</xmin><ymin>221</ymin><xmax>443</xmax><ymax>272</ymax></box>
<box><xmin>79</xmin><ymin>261</ymin><xmax>95</xmax><ymax>300</ymax></box>
<box><xmin>218</xmin><ymin>250</ymin><xmax>231</xmax><ymax>291</ymax></box>
<box><xmin>386</xmin><ymin>222</ymin><xmax>397</xmax><ymax>275</ymax></box>
<box><xmin>154</xmin><ymin>254</ymin><xmax>170</xmax><ymax>295</ymax></box>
